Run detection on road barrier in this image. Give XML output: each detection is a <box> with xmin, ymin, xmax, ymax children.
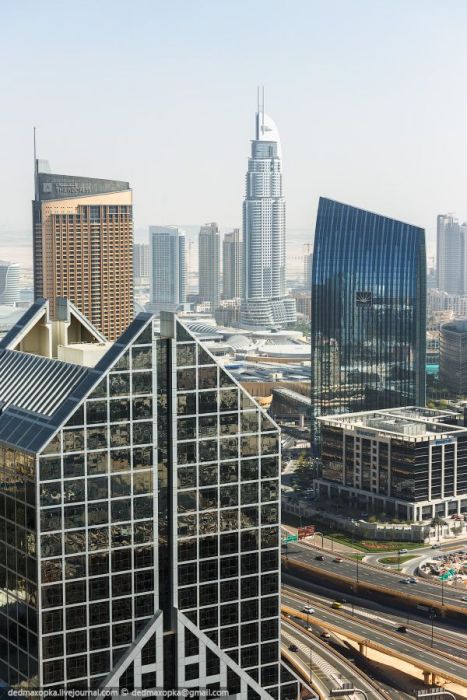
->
<box><xmin>282</xmin><ymin>555</ymin><xmax>467</xmax><ymax>623</ymax></box>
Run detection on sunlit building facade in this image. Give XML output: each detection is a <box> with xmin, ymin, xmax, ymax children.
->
<box><xmin>241</xmin><ymin>98</ymin><xmax>296</xmax><ymax>329</ymax></box>
<box><xmin>33</xmin><ymin>159</ymin><xmax>133</xmax><ymax>341</ymax></box>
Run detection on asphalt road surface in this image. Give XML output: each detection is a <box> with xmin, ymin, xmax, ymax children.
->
<box><xmin>284</xmin><ymin>541</ymin><xmax>467</xmax><ymax>608</ymax></box>
<box><xmin>282</xmin><ymin>591</ymin><xmax>467</xmax><ymax>684</ymax></box>
<box><xmin>282</xmin><ymin>619</ymin><xmax>387</xmax><ymax>700</ymax></box>
<box><xmin>283</xmin><ymin>581</ymin><xmax>467</xmax><ymax>662</ymax></box>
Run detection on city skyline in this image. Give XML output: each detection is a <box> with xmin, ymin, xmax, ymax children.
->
<box><xmin>1</xmin><ymin>1</ymin><xmax>467</xmax><ymax>257</ymax></box>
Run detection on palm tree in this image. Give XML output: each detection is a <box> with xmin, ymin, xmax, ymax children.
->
<box><xmin>431</xmin><ymin>515</ymin><xmax>446</xmax><ymax>542</ymax></box>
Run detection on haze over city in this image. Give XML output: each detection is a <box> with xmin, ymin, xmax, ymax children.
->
<box><xmin>2</xmin><ymin>0</ymin><xmax>467</xmax><ymax>265</ymax></box>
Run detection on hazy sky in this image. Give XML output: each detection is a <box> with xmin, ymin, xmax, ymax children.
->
<box><xmin>2</xmin><ymin>0</ymin><xmax>467</xmax><ymax>261</ymax></box>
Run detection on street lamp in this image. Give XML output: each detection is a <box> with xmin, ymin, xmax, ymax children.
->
<box><xmin>355</xmin><ymin>551</ymin><xmax>360</xmax><ymax>584</ymax></box>
<box><xmin>314</xmin><ymin>531</ymin><xmax>324</xmax><ymax>548</ymax></box>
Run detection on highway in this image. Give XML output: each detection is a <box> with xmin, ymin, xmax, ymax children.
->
<box><xmin>283</xmin><ymin>582</ymin><xmax>467</xmax><ymax>663</ymax></box>
<box><xmin>283</xmin><ymin>540</ymin><xmax>467</xmax><ymax>609</ymax></box>
<box><xmin>281</xmin><ymin>588</ymin><xmax>467</xmax><ymax>686</ymax></box>
<box><xmin>281</xmin><ymin>618</ymin><xmax>388</xmax><ymax>700</ymax></box>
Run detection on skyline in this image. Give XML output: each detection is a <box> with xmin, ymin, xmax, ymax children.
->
<box><xmin>2</xmin><ymin>1</ymin><xmax>467</xmax><ymax>260</ymax></box>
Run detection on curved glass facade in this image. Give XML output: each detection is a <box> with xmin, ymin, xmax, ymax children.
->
<box><xmin>312</xmin><ymin>197</ymin><xmax>426</xmax><ymax>429</ymax></box>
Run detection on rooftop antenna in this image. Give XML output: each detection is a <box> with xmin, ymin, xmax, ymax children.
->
<box><xmin>262</xmin><ymin>85</ymin><xmax>265</xmax><ymax>132</ymax></box>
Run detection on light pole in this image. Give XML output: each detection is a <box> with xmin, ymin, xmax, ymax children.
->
<box><xmin>441</xmin><ymin>576</ymin><xmax>444</xmax><ymax>606</ymax></box>
<box><xmin>355</xmin><ymin>551</ymin><xmax>359</xmax><ymax>584</ymax></box>
<box><xmin>314</xmin><ymin>531</ymin><xmax>324</xmax><ymax>548</ymax></box>
<box><xmin>430</xmin><ymin>612</ymin><xmax>436</xmax><ymax>648</ymax></box>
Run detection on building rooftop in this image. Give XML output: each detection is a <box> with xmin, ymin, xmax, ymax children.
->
<box><xmin>318</xmin><ymin>406</ymin><xmax>466</xmax><ymax>441</ymax></box>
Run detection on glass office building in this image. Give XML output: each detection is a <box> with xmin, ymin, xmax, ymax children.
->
<box><xmin>311</xmin><ymin>198</ymin><xmax>426</xmax><ymax>430</ymax></box>
<box><xmin>0</xmin><ymin>300</ymin><xmax>297</xmax><ymax>698</ymax></box>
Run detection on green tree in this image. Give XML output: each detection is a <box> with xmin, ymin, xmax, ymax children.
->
<box><xmin>292</xmin><ymin>452</ymin><xmax>315</xmax><ymax>492</ymax></box>
<box><xmin>431</xmin><ymin>515</ymin><xmax>446</xmax><ymax>542</ymax></box>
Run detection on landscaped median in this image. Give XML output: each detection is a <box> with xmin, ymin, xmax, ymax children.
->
<box><xmin>328</xmin><ymin>532</ymin><xmax>423</xmax><ymax>552</ymax></box>
<box><xmin>378</xmin><ymin>554</ymin><xmax>418</xmax><ymax>565</ymax></box>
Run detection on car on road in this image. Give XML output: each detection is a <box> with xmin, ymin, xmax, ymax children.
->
<box><xmin>302</xmin><ymin>605</ymin><xmax>315</xmax><ymax>614</ymax></box>
<box><xmin>397</xmin><ymin>625</ymin><xmax>408</xmax><ymax>633</ymax></box>
<box><xmin>331</xmin><ymin>601</ymin><xmax>343</xmax><ymax>609</ymax></box>
<box><xmin>320</xmin><ymin>631</ymin><xmax>331</xmax><ymax>639</ymax></box>
<box><xmin>315</xmin><ymin>555</ymin><xmax>325</xmax><ymax>561</ymax></box>
<box><xmin>333</xmin><ymin>557</ymin><xmax>343</xmax><ymax>563</ymax></box>
<box><xmin>409</xmin><ymin>577</ymin><xmax>417</xmax><ymax>583</ymax></box>
<box><xmin>431</xmin><ymin>543</ymin><xmax>440</xmax><ymax>548</ymax></box>
<box><xmin>398</xmin><ymin>548</ymin><xmax>408</xmax><ymax>554</ymax></box>
<box><xmin>288</xmin><ymin>644</ymin><xmax>298</xmax><ymax>652</ymax></box>
<box><xmin>461</xmin><ymin>596</ymin><xmax>467</xmax><ymax>602</ymax></box>
<box><xmin>399</xmin><ymin>579</ymin><xmax>411</xmax><ymax>584</ymax></box>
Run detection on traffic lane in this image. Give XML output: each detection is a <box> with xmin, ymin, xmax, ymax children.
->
<box><xmin>282</xmin><ymin>595</ymin><xmax>467</xmax><ymax>681</ymax></box>
<box><xmin>282</xmin><ymin>621</ymin><xmax>385</xmax><ymax>700</ymax></box>
<box><xmin>283</xmin><ymin>587</ymin><xmax>467</xmax><ymax>661</ymax></box>
<box><xmin>284</xmin><ymin>546</ymin><xmax>467</xmax><ymax>607</ymax></box>
<box><xmin>283</xmin><ymin>573</ymin><xmax>467</xmax><ymax>644</ymax></box>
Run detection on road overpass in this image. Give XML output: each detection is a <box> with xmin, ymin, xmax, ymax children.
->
<box><xmin>282</xmin><ymin>618</ymin><xmax>387</xmax><ymax>700</ymax></box>
<box><xmin>281</xmin><ymin>592</ymin><xmax>467</xmax><ymax>688</ymax></box>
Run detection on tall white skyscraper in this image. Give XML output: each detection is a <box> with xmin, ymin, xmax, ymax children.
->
<box><xmin>241</xmin><ymin>91</ymin><xmax>296</xmax><ymax>328</ymax></box>
<box><xmin>198</xmin><ymin>222</ymin><xmax>220</xmax><ymax>311</ymax></box>
<box><xmin>437</xmin><ymin>214</ymin><xmax>465</xmax><ymax>294</ymax></box>
<box><xmin>222</xmin><ymin>228</ymin><xmax>242</xmax><ymax>299</ymax></box>
<box><xmin>0</xmin><ymin>261</ymin><xmax>20</xmax><ymax>304</ymax></box>
<box><xmin>149</xmin><ymin>226</ymin><xmax>186</xmax><ymax>312</ymax></box>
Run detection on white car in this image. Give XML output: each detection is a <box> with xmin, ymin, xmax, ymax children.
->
<box><xmin>398</xmin><ymin>548</ymin><xmax>408</xmax><ymax>554</ymax></box>
<box><xmin>431</xmin><ymin>543</ymin><xmax>440</xmax><ymax>549</ymax></box>
<box><xmin>302</xmin><ymin>606</ymin><xmax>315</xmax><ymax>614</ymax></box>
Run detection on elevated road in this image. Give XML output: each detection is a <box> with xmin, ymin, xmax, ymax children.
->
<box><xmin>283</xmin><ymin>583</ymin><xmax>467</xmax><ymax>662</ymax></box>
<box><xmin>281</xmin><ymin>591</ymin><xmax>467</xmax><ymax>687</ymax></box>
<box><xmin>282</xmin><ymin>618</ymin><xmax>388</xmax><ymax>700</ymax></box>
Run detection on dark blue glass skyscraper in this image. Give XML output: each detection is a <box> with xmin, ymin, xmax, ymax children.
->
<box><xmin>312</xmin><ymin>197</ymin><xmax>426</xmax><ymax>427</ymax></box>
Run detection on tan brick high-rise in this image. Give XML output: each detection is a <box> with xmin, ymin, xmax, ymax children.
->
<box><xmin>33</xmin><ymin>160</ymin><xmax>133</xmax><ymax>340</ymax></box>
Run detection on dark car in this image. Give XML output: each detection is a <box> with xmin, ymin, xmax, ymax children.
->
<box><xmin>315</xmin><ymin>555</ymin><xmax>325</xmax><ymax>561</ymax></box>
<box><xmin>288</xmin><ymin>644</ymin><xmax>298</xmax><ymax>652</ymax></box>
<box><xmin>397</xmin><ymin>625</ymin><xmax>407</xmax><ymax>633</ymax></box>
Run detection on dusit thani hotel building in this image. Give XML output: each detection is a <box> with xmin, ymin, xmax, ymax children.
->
<box><xmin>0</xmin><ymin>299</ymin><xmax>297</xmax><ymax>698</ymax></box>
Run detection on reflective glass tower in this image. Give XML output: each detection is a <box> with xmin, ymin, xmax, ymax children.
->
<box><xmin>0</xmin><ymin>299</ymin><xmax>297</xmax><ymax>699</ymax></box>
<box><xmin>311</xmin><ymin>197</ymin><xmax>426</xmax><ymax>428</ymax></box>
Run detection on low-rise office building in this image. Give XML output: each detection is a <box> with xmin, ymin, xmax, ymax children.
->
<box><xmin>316</xmin><ymin>407</ymin><xmax>467</xmax><ymax>522</ymax></box>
